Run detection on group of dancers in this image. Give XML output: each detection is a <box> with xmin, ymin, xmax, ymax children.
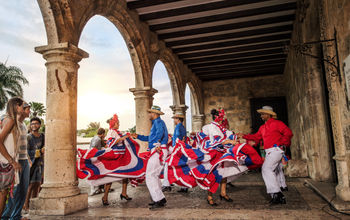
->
<box><xmin>76</xmin><ymin>105</ymin><xmax>293</xmax><ymax>210</ymax></box>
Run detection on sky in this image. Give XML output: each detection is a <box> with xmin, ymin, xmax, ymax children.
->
<box><xmin>0</xmin><ymin>1</ymin><xmax>191</xmax><ymax>132</ymax></box>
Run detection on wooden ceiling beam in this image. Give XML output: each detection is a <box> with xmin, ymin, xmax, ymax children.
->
<box><xmin>151</xmin><ymin>2</ymin><xmax>296</xmax><ymax>31</ymax></box>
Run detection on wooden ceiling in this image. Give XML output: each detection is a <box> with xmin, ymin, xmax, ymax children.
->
<box><xmin>126</xmin><ymin>0</ymin><xmax>297</xmax><ymax>81</ymax></box>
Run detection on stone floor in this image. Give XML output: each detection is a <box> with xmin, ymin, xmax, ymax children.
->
<box><xmin>29</xmin><ymin>173</ymin><xmax>350</xmax><ymax>219</ymax></box>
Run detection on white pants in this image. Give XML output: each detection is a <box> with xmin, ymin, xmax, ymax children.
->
<box><xmin>162</xmin><ymin>146</ymin><xmax>173</xmax><ymax>187</ymax></box>
<box><xmin>162</xmin><ymin>162</ymin><xmax>171</xmax><ymax>187</ymax></box>
<box><xmin>146</xmin><ymin>152</ymin><xmax>165</xmax><ymax>202</ymax></box>
<box><xmin>262</xmin><ymin>147</ymin><xmax>286</xmax><ymax>194</ymax></box>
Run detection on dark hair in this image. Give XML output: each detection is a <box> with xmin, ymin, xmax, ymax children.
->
<box><xmin>30</xmin><ymin>117</ymin><xmax>41</xmax><ymax>125</ymax></box>
<box><xmin>97</xmin><ymin>128</ymin><xmax>106</xmax><ymax>135</ymax></box>
<box><xmin>211</xmin><ymin>109</ymin><xmax>219</xmax><ymax>120</ymax></box>
<box><xmin>179</xmin><ymin>118</ymin><xmax>184</xmax><ymax>123</ymax></box>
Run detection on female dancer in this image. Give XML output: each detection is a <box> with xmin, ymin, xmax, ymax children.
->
<box><xmin>167</xmin><ymin>109</ymin><xmax>263</xmax><ymax>206</ymax></box>
<box><xmin>77</xmin><ymin>114</ymin><xmax>145</xmax><ymax>206</ymax></box>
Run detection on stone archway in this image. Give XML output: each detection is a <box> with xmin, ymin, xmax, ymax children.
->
<box><xmin>33</xmin><ymin>0</ymin><xmax>158</xmax><ymax>215</ymax></box>
<box><xmin>34</xmin><ymin>0</ymin><xmax>204</xmax><ymax>215</ymax></box>
<box><xmin>156</xmin><ymin>49</ymin><xmax>188</xmax><ymax>129</ymax></box>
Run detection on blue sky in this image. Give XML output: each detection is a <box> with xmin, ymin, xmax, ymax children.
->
<box><xmin>0</xmin><ymin>1</ymin><xmax>191</xmax><ymax>132</ymax></box>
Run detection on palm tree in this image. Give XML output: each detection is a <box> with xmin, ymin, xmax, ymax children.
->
<box><xmin>29</xmin><ymin>102</ymin><xmax>46</xmax><ymax>117</ymax></box>
<box><xmin>0</xmin><ymin>62</ymin><xmax>29</xmax><ymax>110</ymax></box>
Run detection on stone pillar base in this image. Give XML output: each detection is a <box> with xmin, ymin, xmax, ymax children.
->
<box><xmin>336</xmin><ymin>185</ymin><xmax>350</xmax><ymax>201</ymax></box>
<box><xmin>285</xmin><ymin>159</ymin><xmax>308</xmax><ymax>177</ymax></box>
<box><xmin>30</xmin><ymin>193</ymin><xmax>88</xmax><ymax>216</ymax></box>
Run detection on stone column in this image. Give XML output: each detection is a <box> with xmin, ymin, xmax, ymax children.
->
<box><xmin>30</xmin><ymin>43</ymin><xmax>89</xmax><ymax>215</ymax></box>
<box><xmin>192</xmin><ymin>114</ymin><xmax>204</xmax><ymax>132</ymax></box>
<box><xmin>170</xmin><ymin>104</ymin><xmax>188</xmax><ymax>130</ymax></box>
<box><xmin>329</xmin><ymin>86</ymin><xmax>350</xmax><ymax>201</ymax></box>
<box><xmin>129</xmin><ymin>87</ymin><xmax>157</xmax><ymax>152</ymax></box>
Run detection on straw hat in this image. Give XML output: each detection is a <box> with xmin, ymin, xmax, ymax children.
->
<box><xmin>257</xmin><ymin>106</ymin><xmax>277</xmax><ymax>118</ymax></box>
<box><xmin>172</xmin><ymin>113</ymin><xmax>185</xmax><ymax>119</ymax></box>
<box><xmin>147</xmin><ymin>105</ymin><xmax>164</xmax><ymax>115</ymax></box>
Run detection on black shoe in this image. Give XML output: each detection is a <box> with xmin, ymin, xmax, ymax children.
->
<box><xmin>102</xmin><ymin>198</ymin><xmax>109</xmax><ymax>206</ymax></box>
<box><xmin>280</xmin><ymin>187</ymin><xmax>288</xmax><ymax>192</ymax></box>
<box><xmin>207</xmin><ymin>197</ymin><xmax>218</xmax><ymax>206</ymax></box>
<box><xmin>159</xmin><ymin>198</ymin><xmax>167</xmax><ymax>205</ymax></box>
<box><xmin>149</xmin><ymin>199</ymin><xmax>166</xmax><ymax>210</ymax></box>
<box><xmin>177</xmin><ymin>188</ymin><xmax>188</xmax><ymax>193</ymax></box>
<box><xmin>219</xmin><ymin>194</ymin><xmax>233</xmax><ymax>202</ymax></box>
<box><xmin>120</xmin><ymin>193</ymin><xmax>132</xmax><ymax>201</ymax></box>
<box><xmin>269</xmin><ymin>192</ymin><xmax>286</xmax><ymax>205</ymax></box>
<box><xmin>148</xmin><ymin>201</ymin><xmax>155</xmax><ymax>206</ymax></box>
<box><xmin>227</xmin><ymin>182</ymin><xmax>235</xmax><ymax>187</ymax></box>
<box><xmin>162</xmin><ymin>186</ymin><xmax>172</xmax><ymax>192</ymax></box>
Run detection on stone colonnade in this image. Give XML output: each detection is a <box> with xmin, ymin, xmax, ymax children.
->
<box><xmin>33</xmin><ymin>0</ymin><xmax>204</xmax><ymax>215</ymax></box>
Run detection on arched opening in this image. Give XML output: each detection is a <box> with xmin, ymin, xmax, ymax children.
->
<box><xmin>77</xmin><ymin>15</ymin><xmax>135</xmax><ymax>141</ymax></box>
<box><xmin>152</xmin><ymin>60</ymin><xmax>174</xmax><ymax>132</ymax></box>
<box><xmin>185</xmin><ymin>84</ymin><xmax>192</xmax><ymax>132</ymax></box>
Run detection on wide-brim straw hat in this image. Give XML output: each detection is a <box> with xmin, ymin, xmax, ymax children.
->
<box><xmin>172</xmin><ymin>113</ymin><xmax>185</xmax><ymax>119</ymax></box>
<box><xmin>147</xmin><ymin>105</ymin><xmax>164</xmax><ymax>115</ymax></box>
<box><xmin>257</xmin><ymin>106</ymin><xmax>277</xmax><ymax>118</ymax></box>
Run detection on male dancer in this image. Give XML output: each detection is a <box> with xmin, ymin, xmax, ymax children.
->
<box><xmin>241</xmin><ymin>106</ymin><xmax>293</xmax><ymax>205</ymax></box>
<box><xmin>132</xmin><ymin>105</ymin><xmax>168</xmax><ymax>209</ymax></box>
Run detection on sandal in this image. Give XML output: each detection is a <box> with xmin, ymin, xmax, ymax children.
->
<box><xmin>220</xmin><ymin>194</ymin><xmax>233</xmax><ymax>202</ymax></box>
<box><xmin>102</xmin><ymin>198</ymin><xmax>109</xmax><ymax>206</ymax></box>
<box><xmin>207</xmin><ymin>197</ymin><xmax>218</xmax><ymax>206</ymax></box>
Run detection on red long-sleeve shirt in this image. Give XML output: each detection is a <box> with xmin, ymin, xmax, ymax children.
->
<box><xmin>243</xmin><ymin>118</ymin><xmax>293</xmax><ymax>150</ymax></box>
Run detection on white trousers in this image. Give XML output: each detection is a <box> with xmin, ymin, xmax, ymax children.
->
<box><xmin>146</xmin><ymin>152</ymin><xmax>165</xmax><ymax>202</ymax></box>
<box><xmin>262</xmin><ymin>147</ymin><xmax>287</xmax><ymax>194</ymax></box>
<box><xmin>162</xmin><ymin>162</ymin><xmax>170</xmax><ymax>187</ymax></box>
<box><xmin>162</xmin><ymin>146</ymin><xmax>173</xmax><ymax>187</ymax></box>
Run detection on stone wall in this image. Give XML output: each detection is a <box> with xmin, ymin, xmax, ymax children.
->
<box><xmin>202</xmin><ymin>75</ymin><xmax>285</xmax><ymax>133</ymax></box>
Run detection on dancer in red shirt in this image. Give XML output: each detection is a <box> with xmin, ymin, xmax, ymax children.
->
<box><xmin>242</xmin><ymin>106</ymin><xmax>293</xmax><ymax>205</ymax></box>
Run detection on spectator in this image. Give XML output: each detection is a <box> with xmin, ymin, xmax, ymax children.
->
<box><xmin>0</xmin><ymin>97</ymin><xmax>23</xmax><ymax>216</ymax></box>
<box><xmin>2</xmin><ymin>101</ymin><xmax>31</xmax><ymax>219</ymax></box>
<box><xmin>23</xmin><ymin>117</ymin><xmax>45</xmax><ymax>212</ymax></box>
<box><xmin>89</xmin><ymin>128</ymin><xmax>105</xmax><ymax>196</ymax></box>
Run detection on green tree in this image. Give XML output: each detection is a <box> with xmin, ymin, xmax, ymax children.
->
<box><xmin>0</xmin><ymin>62</ymin><xmax>29</xmax><ymax>110</ymax></box>
<box><xmin>29</xmin><ymin>101</ymin><xmax>46</xmax><ymax>118</ymax></box>
<box><xmin>127</xmin><ymin>125</ymin><xmax>136</xmax><ymax>133</ymax></box>
<box><xmin>88</xmin><ymin>122</ymin><xmax>100</xmax><ymax>130</ymax></box>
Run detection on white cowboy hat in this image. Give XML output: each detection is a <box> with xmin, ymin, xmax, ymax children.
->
<box><xmin>257</xmin><ymin>106</ymin><xmax>277</xmax><ymax>118</ymax></box>
<box><xmin>172</xmin><ymin>113</ymin><xmax>185</xmax><ymax>119</ymax></box>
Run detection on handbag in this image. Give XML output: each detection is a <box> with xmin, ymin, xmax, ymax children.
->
<box><xmin>0</xmin><ymin>162</ymin><xmax>15</xmax><ymax>190</ymax></box>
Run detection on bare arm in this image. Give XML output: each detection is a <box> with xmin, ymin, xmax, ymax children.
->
<box><xmin>0</xmin><ymin>118</ymin><xmax>21</xmax><ymax>170</ymax></box>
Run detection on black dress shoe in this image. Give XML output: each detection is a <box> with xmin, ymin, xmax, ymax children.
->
<box><xmin>177</xmin><ymin>188</ymin><xmax>188</xmax><ymax>193</ymax></box>
<box><xmin>280</xmin><ymin>187</ymin><xmax>288</xmax><ymax>192</ymax></box>
<box><xmin>148</xmin><ymin>201</ymin><xmax>155</xmax><ymax>206</ymax></box>
<box><xmin>269</xmin><ymin>192</ymin><xmax>286</xmax><ymax>205</ymax></box>
<box><xmin>162</xmin><ymin>186</ymin><xmax>172</xmax><ymax>192</ymax></box>
<box><xmin>149</xmin><ymin>198</ymin><xmax>166</xmax><ymax>210</ymax></box>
